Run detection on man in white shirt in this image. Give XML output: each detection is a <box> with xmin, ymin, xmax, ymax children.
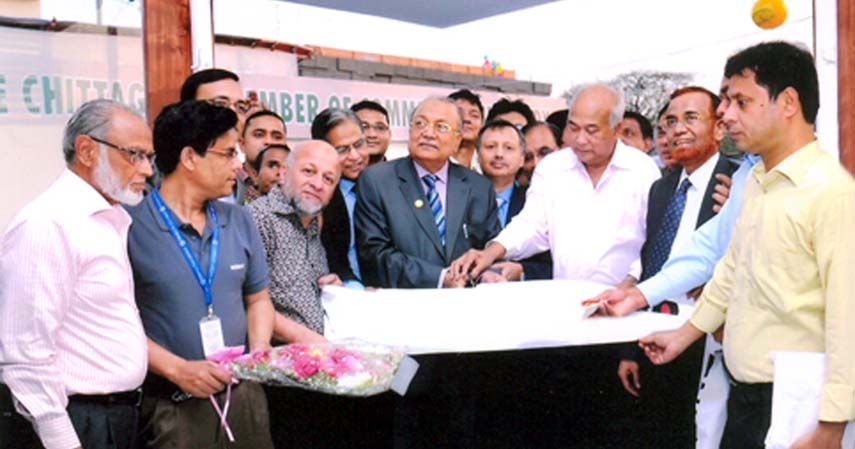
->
<box><xmin>0</xmin><ymin>99</ymin><xmax>153</xmax><ymax>449</ymax></box>
<box><xmin>450</xmin><ymin>83</ymin><xmax>661</xmax><ymax>284</ymax></box>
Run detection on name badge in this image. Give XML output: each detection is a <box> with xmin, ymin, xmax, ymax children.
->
<box><xmin>199</xmin><ymin>315</ymin><xmax>225</xmax><ymax>357</ymax></box>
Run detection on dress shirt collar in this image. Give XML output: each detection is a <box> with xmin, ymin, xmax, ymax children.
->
<box><xmin>680</xmin><ymin>152</ymin><xmax>721</xmax><ymax>191</ymax></box>
<box><xmin>269</xmin><ymin>184</ymin><xmax>320</xmax><ymax>235</ymax></box>
<box><xmin>496</xmin><ymin>183</ymin><xmax>514</xmax><ymax>203</ymax></box>
<box><xmin>146</xmin><ymin>190</ymin><xmax>231</xmax><ymax>233</ymax></box>
<box><xmin>61</xmin><ymin>169</ymin><xmax>131</xmax><ymax>226</ymax></box>
<box><xmin>413</xmin><ymin>159</ymin><xmax>450</xmax><ymax>186</ymax></box>
<box><xmin>565</xmin><ymin>139</ymin><xmax>638</xmax><ymax>172</ymax></box>
<box><xmin>751</xmin><ymin>140</ymin><xmax>821</xmax><ymax>188</ymax></box>
<box><xmin>339</xmin><ymin>178</ymin><xmax>356</xmax><ymax>196</ymax></box>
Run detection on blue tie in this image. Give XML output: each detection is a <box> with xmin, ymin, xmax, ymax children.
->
<box><xmin>422</xmin><ymin>174</ymin><xmax>446</xmax><ymax>246</ymax></box>
<box><xmin>644</xmin><ymin>178</ymin><xmax>691</xmax><ymax>279</ymax></box>
<box><xmin>496</xmin><ymin>196</ymin><xmax>509</xmax><ymax>228</ymax></box>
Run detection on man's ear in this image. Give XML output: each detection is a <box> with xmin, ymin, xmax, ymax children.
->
<box><xmin>74</xmin><ymin>134</ymin><xmax>98</xmax><ymax>168</ymax></box>
<box><xmin>777</xmin><ymin>86</ymin><xmax>801</xmax><ymax>120</ymax></box>
<box><xmin>177</xmin><ymin>146</ymin><xmax>199</xmax><ymax>172</ymax></box>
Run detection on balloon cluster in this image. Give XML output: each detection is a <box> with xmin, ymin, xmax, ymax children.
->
<box><xmin>483</xmin><ymin>56</ymin><xmax>505</xmax><ymax>78</ymax></box>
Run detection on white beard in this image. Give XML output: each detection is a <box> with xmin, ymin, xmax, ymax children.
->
<box><xmin>92</xmin><ymin>146</ymin><xmax>144</xmax><ymax>206</ymax></box>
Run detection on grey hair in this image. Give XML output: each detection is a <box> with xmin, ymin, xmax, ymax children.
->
<box><xmin>310</xmin><ymin>107</ymin><xmax>361</xmax><ymax>141</ymax></box>
<box><xmin>410</xmin><ymin>96</ymin><xmax>464</xmax><ymax>131</ymax></box>
<box><xmin>62</xmin><ymin>99</ymin><xmax>140</xmax><ymax>164</ymax></box>
<box><xmin>566</xmin><ymin>83</ymin><xmax>626</xmax><ymax>129</ymax></box>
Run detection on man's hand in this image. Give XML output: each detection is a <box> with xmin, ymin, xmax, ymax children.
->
<box><xmin>442</xmin><ymin>269</ymin><xmax>468</xmax><ymax>288</ymax></box>
<box><xmin>639</xmin><ymin>323</ymin><xmax>704</xmax><ymax>365</ymax></box>
<box><xmin>687</xmin><ymin>284</ymin><xmax>705</xmax><ymax>300</ymax></box>
<box><xmin>590</xmin><ymin>286</ymin><xmax>649</xmax><ymax>317</ymax></box>
<box><xmin>617</xmin><ymin>360</ymin><xmax>641</xmax><ymax>397</ymax></box>
<box><xmin>711</xmin><ymin>173</ymin><xmax>732</xmax><ymax>214</ymax></box>
<box><xmin>448</xmin><ymin>242</ymin><xmax>506</xmax><ymax>281</ymax></box>
<box><xmin>492</xmin><ymin>261</ymin><xmax>523</xmax><ymax>281</ymax></box>
<box><xmin>167</xmin><ymin>360</ymin><xmax>232</xmax><ymax>398</ymax></box>
<box><xmin>318</xmin><ymin>273</ymin><xmax>343</xmax><ymax>288</ymax></box>
<box><xmin>789</xmin><ymin>421</ymin><xmax>846</xmax><ymax>449</ymax></box>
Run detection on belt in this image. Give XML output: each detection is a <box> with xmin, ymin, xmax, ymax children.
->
<box><xmin>68</xmin><ymin>388</ymin><xmax>143</xmax><ymax>407</ymax></box>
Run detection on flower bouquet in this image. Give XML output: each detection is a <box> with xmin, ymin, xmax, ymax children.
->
<box><xmin>224</xmin><ymin>341</ymin><xmax>409</xmax><ymax>396</ymax></box>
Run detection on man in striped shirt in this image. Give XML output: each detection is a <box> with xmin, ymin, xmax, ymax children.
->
<box><xmin>0</xmin><ymin>99</ymin><xmax>153</xmax><ymax>449</ymax></box>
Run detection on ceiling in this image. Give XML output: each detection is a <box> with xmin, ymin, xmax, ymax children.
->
<box><xmin>279</xmin><ymin>0</ymin><xmax>561</xmax><ymax>28</ymax></box>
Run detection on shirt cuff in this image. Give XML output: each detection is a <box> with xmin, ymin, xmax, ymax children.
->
<box><xmin>342</xmin><ymin>279</ymin><xmax>365</xmax><ymax>290</ymax></box>
<box><xmin>637</xmin><ymin>278</ymin><xmax>666</xmax><ymax>308</ymax></box>
<box><xmin>689</xmin><ymin>298</ymin><xmax>726</xmax><ymax>334</ymax></box>
<box><xmin>36</xmin><ymin>413</ymin><xmax>81</xmax><ymax>449</ymax></box>
<box><xmin>437</xmin><ymin>268</ymin><xmax>447</xmax><ymax>289</ymax></box>
<box><xmin>820</xmin><ymin>382</ymin><xmax>855</xmax><ymax>422</ymax></box>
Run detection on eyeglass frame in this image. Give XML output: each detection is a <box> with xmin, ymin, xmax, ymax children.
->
<box><xmin>662</xmin><ymin>111</ymin><xmax>709</xmax><ymax>131</ymax></box>
<box><xmin>88</xmin><ymin>135</ymin><xmax>156</xmax><ymax>166</ymax></box>
<box><xmin>360</xmin><ymin>122</ymin><xmax>390</xmax><ymax>133</ymax></box>
<box><xmin>206</xmin><ymin>97</ymin><xmax>252</xmax><ymax>115</ymax></box>
<box><xmin>409</xmin><ymin>118</ymin><xmax>459</xmax><ymax>135</ymax></box>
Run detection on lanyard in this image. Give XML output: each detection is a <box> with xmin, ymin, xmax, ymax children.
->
<box><xmin>151</xmin><ymin>189</ymin><xmax>219</xmax><ymax>316</ymax></box>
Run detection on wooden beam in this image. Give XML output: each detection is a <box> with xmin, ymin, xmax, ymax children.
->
<box><xmin>840</xmin><ymin>0</ymin><xmax>855</xmax><ymax>175</ymax></box>
<box><xmin>143</xmin><ymin>0</ymin><xmax>192</xmax><ymax>127</ymax></box>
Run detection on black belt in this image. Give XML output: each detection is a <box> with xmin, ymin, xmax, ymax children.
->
<box><xmin>68</xmin><ymin>388</ymin><xmax>143</xmax><ymax>407</ymax></box>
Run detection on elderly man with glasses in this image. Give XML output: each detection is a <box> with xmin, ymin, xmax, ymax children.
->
<box><xmin>0</xmin><ymin>99</ymin><xmax>153</xmax><ymax>449</ymax></box>
<box><xmin>354</xmin><ymin>96</ymin><xmax>501</xmax><ymax>290</ymax></box>
<box><xmin>353</xmin><ymin>96</ymin><xmax>502</xmax><ymax>449</ymax></box>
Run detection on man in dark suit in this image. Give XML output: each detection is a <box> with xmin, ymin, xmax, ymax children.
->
<box><xmin>355</xmin><ymin>96</ymin><xmax>501</xmax><ymax>289</ymax></box>
<box><xmin>313</xmin><ymin>107</ymin><xmax>368</xmax><ymax>288</ymax></box>
<box><xmin>617</xmin><ymin>86</ymin><xmax>740</xmax><ymax>449</ymax></box>
<box><xmin>353</xmin><ymin>96</ymin><xmax>501</xmax><ymax>448</ymax></box>
<box><xmin>475</xmin><ymin>119</ymin><xmax>552</xmax><ymax>281</ymax></box>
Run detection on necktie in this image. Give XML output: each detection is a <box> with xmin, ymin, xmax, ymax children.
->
<box><xmin>496</xmin><ymin>196</ymin><xmax>508</xmax><ymax>228</ymax></box>
<box><xmin>422</xmin><ymin>174</ymin><xmax>446</xmax><ymax>246</ymax></box>
<box><xmin>643</xmin><ymin>178</ymin><xmax>691</xmax><ymax>279</ymax></box>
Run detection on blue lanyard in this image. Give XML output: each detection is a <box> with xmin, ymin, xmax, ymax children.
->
<box><xmin>151</xmin><ymin>189</ymin><xmax>219</xmax><ymax>315</ymax></box>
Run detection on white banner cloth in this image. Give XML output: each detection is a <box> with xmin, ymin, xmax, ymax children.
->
<box><xmin>322</xmin><ymin>280</ymin><xmax>693</xmax><ymax>354</ymax></box>
<box><xmin>765</xmin><ymin>352</ymin><xmax>855</xmax><ymax>449</ymax></box>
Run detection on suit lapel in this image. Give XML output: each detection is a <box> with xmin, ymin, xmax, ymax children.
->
<box><xmin>444</xmin><ymin>165</ymin><xmax>471</xmax><ymax>261</ymax></box>
<box><xmin>507</xmin><ymin>184</ymin><xmax>526</xmax><ymax>223</ymax></box>
<box><xmin>648</xmin><ymin>170</ymin><xmax>681</xmax><ymax>238</ymax></box>
<box><xmin>396</xmin><ymin>159</ymin><xmax>445</xmax><ymax>257</ymax></box>
<box><xmin>696</xmin><ymin>156</ymin><xmax>740</xmax><ymax>227</ymax></box>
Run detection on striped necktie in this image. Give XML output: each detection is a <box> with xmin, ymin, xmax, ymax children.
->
<box><xmin>422</xmin><ymin>174</ymin><xmax>446</xmax><ymax>246</ymax></box>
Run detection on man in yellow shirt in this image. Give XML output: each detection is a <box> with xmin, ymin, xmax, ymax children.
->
<box><xmin>640</xmin><ymin>41</ymin><xmax>855</xmax><ymax>449</ymax></box>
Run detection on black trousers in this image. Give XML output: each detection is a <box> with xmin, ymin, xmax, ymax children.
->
<box><xmin>718</xmin><ymin>379</ymin><xmax>773</xmax><ymax>449</ymax></box>
<box><xmin>0</xmin><ymin>384</ymin><xmax>140</xmax><ymax>449</ymax></box>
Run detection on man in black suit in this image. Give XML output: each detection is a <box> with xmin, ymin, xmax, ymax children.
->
<box><xmin>355</xmin><ymin>96</ymin><xmax>501</xmax><ymax>289</ymax></box>
<box><xmin>617</xmin><ymin>86</ymin><xmax>739</xmax><ymax>449</ymax></box>
<box><xmin>313</xmin><ymin>107</ymin><xmax>368</xmax><ymax>288</ymax></box>
<box><xmin>475</xmin><ymin>119</ymin><xmax>552</xmax><ymax>281</ymax></box>
<box><xmin>353</xmin><ymin>97</ymin><xmax>501</xmax><ymax>448</ymax></box>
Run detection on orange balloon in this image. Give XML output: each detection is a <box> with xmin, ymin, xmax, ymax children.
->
<box><xmin>752</xmin><ymin>0</ymin><xmax>788</xmax><ymax>29</ymax></box>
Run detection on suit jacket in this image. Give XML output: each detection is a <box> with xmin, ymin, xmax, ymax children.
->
<box><xmin>321</xmin><ymin>185</ymin><xmax>359</xmax><ymax>283</ymax></box>
<box><xmin>639</xmin><ymin>154</ymin><xmax>740</xmax><ymax>281</ymax></box>
<box><xmin>507</xmin><ymin>184</ymin><xmax>553</xmax><ymax>280</ymax></box>
<box><xmin>354</xmin><ymin>157</ymin><xmax>502</xmax><ymax>288</ymax></box>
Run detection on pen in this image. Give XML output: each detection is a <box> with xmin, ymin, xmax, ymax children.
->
<box><xmin>462</xmin><ymin>223</ymin><xmax>469</xmax><ymax>239</ymax></box>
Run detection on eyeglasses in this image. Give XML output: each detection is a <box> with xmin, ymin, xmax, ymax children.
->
<box><xmin>206</xmin><ymin>148</ymin><xmax>241</xmax><ymax>160</ymax></box>
<box><xmin>206</xmin><ymin>97</ymin><xmax>251</xmax><ymax>114</ymax></box>
<box><xmin>663</xmin><ymin>112</ymin><xmax>707</xmax><ymax>130</ymax></box>
<box><xmin>410</xmin><ymin>118</ymin><xmax>458</xmax><ymax>135</ymax></box>
<box><xmin>360</xmin><ymin>122</ymin><xmax>390</xmax><ymax>133</ymax></box>
<box><xmin>88</xmin><ymin>135</ymin><xmax>156</xmax><ymax>166</ymax></box>
<box><xmin>335</xmin><ymin>139</ymin><xmax>367</xmax><ymax>155</ymax></box>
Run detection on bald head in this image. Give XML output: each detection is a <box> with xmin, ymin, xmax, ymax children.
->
<box><xmin>565</xmin><ymin>84</ymin><xmax>624</xmax><ymax>171</ymax></box>
<box><xmin>282</xmin><ymin>140</ymin><xmax>341</xmax><ymax>218</ymax></box>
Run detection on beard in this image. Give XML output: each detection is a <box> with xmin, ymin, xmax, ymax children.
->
<box><xmin>92</xmin><ymin>147</ymin><xmax>144</xmax><ymax>206</ymax></box>
<box><xmin>282</xmin><ymin>179</ymin><xmax>324</xmax><ymax>217</ymax></box>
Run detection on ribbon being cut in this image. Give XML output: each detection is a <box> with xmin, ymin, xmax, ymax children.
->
<box><xmin>322</xmin><ymin>280</ymin><xmax>694</xmax><ymax>354</ymax></box>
